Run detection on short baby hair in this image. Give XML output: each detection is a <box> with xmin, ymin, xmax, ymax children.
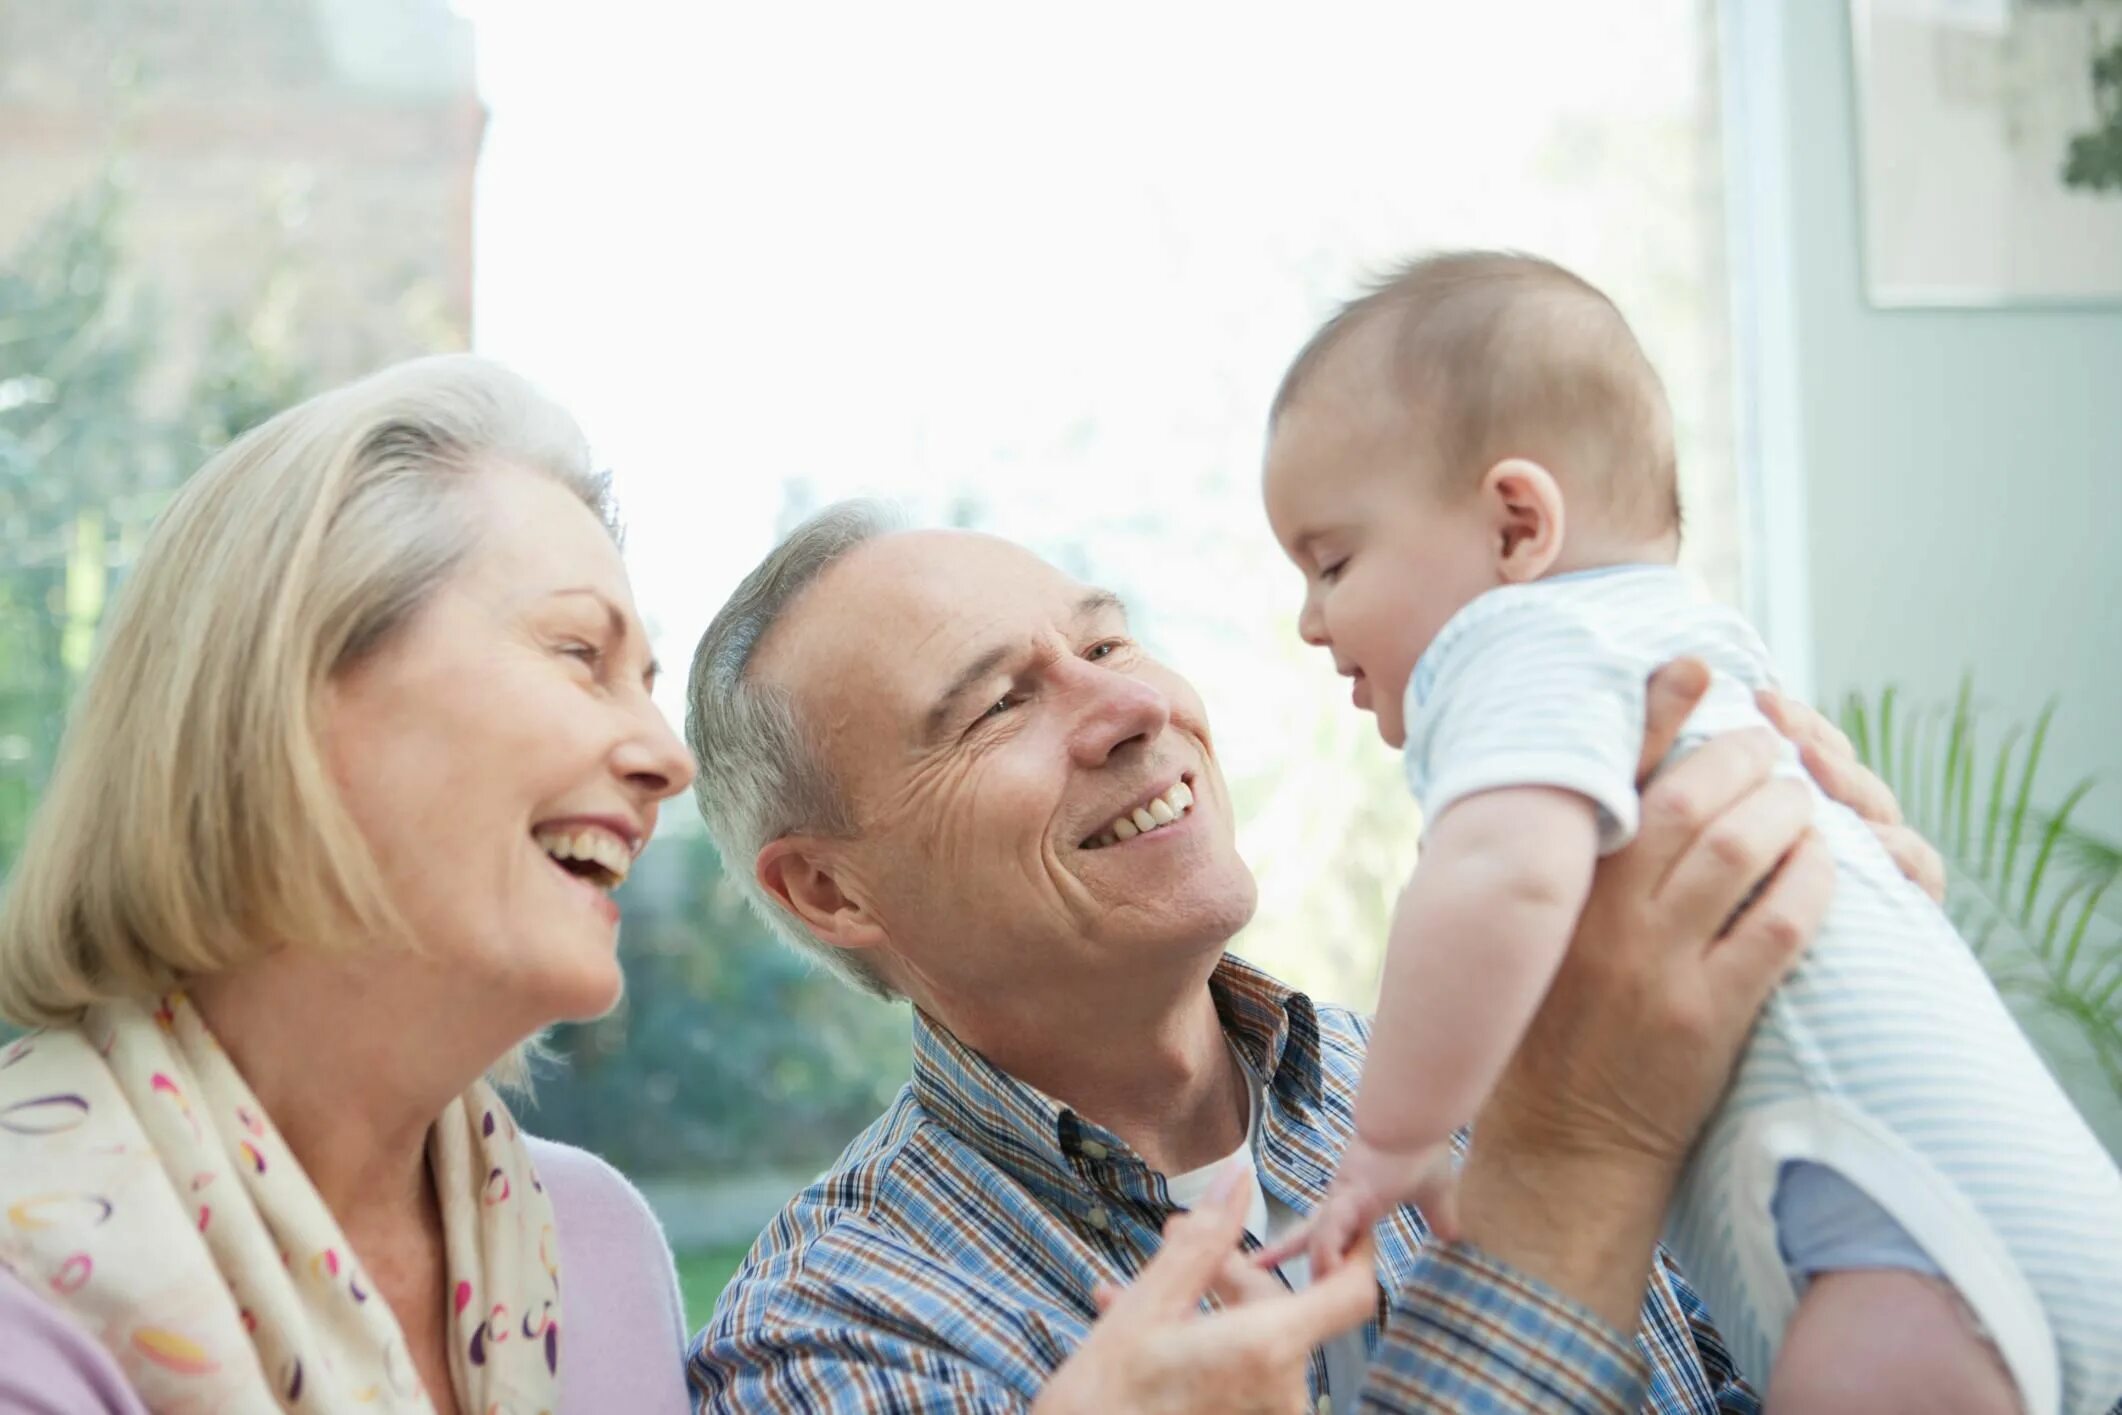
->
<box><xmin>1270</xmin><ymin>250</ymin><xmax>1680</xmax><ymax>538</ymax></box>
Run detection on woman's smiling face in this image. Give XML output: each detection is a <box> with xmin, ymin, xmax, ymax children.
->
<box><xmin>320</xmin><ymin>461</ymin><xmax>696</xmax><ymax>1029</ymax></box>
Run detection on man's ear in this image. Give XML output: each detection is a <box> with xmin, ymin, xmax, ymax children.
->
<box><xmin>1481</xmin><ymin>457</ymin><xmax>1567</xmax><ymax>582</ymax></box>
<box><xmin>756</xmin><ymin>836</ymin><xmax>889</xmax><ymax>957</ymax></box>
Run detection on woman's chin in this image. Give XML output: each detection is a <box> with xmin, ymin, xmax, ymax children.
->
<box><xmin>555</xmin><ymin>964</ymin><xmax>627</xmax><ymax>1024</ymax></box>
<box><xmin>518</xmin><ymin>947</ymin><xmax>628</xmax><ymax>1027</ymax></box>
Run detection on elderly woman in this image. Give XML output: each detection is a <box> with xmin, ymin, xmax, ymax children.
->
<box><xmin>0</xmin><ymin>357</ymin><xmax>1393</xmax><ymax>1415</ymax></box>
<box><xmin>0</xmin><ymin>357</ymin><xmax>700</xmax><ymax>1413</ymax></box>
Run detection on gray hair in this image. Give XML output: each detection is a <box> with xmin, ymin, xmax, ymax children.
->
<box><xmin>685</xmin><ymin>500</ymin><xmax>904</xmax><ymax>998</ymax></box>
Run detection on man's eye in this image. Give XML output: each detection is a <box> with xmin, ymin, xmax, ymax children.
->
<box><xmin>1320</xmin><ymin>558</ymin><xmax>1349</xmax><ymax>584</ymax></box>
<box><xmin>981</xmin><ymin>695</ymin><xmax>1017</xmax><ymax>720</ymax></box>
<box><xmin>559</xmin><ymin>640</ymin><xmax>603</xmax><ymax>667</ymax></box>
<box><xmin>1086</xmin><ymin>640</ymin><xmax>1119</xmax><ymax>661</ymax></box>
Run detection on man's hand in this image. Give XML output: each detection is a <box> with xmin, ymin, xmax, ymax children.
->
<box><xmin>1756</xmin><ymin>687</ymin><xmax>1946</xmax><ymax>902</ymax></box>
<box><xmin>1034</xmin><ymin>1164</ymin><xmax>1375</xmax><ymax>1415</ymax></box>
<box><xmin>1454</xmin><ymin>658</ymin><xmax>1836</xmax><ymax>1330</ymax></box>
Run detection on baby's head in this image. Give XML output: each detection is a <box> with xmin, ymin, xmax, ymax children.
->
<box><xmin>1263</xmin><ymin>250</ymin><xmax>1679</xmax><ymax>746</ymax></box>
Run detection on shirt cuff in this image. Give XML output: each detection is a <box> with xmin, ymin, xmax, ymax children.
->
<box><xmin>1361</xmin><ymin>1241</ymin><xmax>1649</xmax><ymax>1414</ymax></box>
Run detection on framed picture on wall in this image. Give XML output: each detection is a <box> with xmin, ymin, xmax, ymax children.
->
<box><xmin>1851</xmin><ymin>0</ymin><xmax>2122</xmax><ymax>307</ymax></box>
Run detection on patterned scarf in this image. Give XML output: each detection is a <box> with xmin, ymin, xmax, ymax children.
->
<box><xmin>0</xmin><ymin>994</ymin><xmax>562</xmax><ymax>1414</ymax></box>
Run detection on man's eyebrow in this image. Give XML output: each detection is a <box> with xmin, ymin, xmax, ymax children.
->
<box><xmin>922</xmin><ymin>590</ymin><xmax>1129</xmax><ymax>739</ymax></box>
<box><xmin>1075</xmin><ymin>589</ymin><xmax>1126</xmax><ymax>623</ymax></box>
<box><xmin>925</xmin><ymin>643</ymin><xmax>1016</xmax><ymax>739</ymax></box>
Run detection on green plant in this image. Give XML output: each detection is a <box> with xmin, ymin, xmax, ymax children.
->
<box><xmin>1841</xmin><ymin>678</ymin><xmax>2122</xmax><ymax>1097</ymax></box>
<box><xmin>2063</xmin><ymin>32</ymin><xmax>2122</xmax><ymax>192</ymax></box>
<box><xmin>0</xmin><ymin>177</ymin><xmax>314</xmax><ymax>879</ymax></box>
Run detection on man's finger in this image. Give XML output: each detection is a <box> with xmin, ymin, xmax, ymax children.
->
<box><xmin>1704</xmin><ymin>830</ymin><xmax>1832</xmax><ymax>1015</ymax></box>
<box><xmin>1636</xmin><ymin>658</ymin><xmax>1712</xmax><ymax>784</ymax></box>
<box><xmin>1126</xmin><ymin>1162</ymin><xmax>1252</xmax><ymax>1313</ymax></box>
<box><xmin>1636</xmin><ymin>728</ymin><xmax>1783</xmax><ymax>894</ymax></box>
<box><xmin>1798</xmin><ymin>741</ymin><xmax>1902</xmax><ymax>828</ymax></box>
<box><xmin>1222</xmin><ymin>1233</ymin><xmax>1378</xmax><ymax>1356</ymax></box>
<box><xmin>1208</xmin><ymin>1250</ymin><xmax>1288</xmax><ymax>1310</ymax></box>
<box><xmin>1657</xmin><ymin>776</ymin><xmax>1815</xmax><ymax>930</ymax></box>
<box><xmin>1872</xmin><ymin>821</ymin><xmax>1947</xmax><ymax>903</ymax></box>
<box><xmin>1758</xmin><ymin>688</ymin><xmax>1858</xmax><ymax>764</ymax></box>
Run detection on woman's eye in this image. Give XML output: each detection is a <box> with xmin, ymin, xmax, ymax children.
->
<box><xmin>559</xmin><ymin>640</ymin><xmax>603</xmax><ymax>667</ymax></box>
<box><xmin>981</xmin><ymin>695</ymin><xmax>1016</xmax><ymax>721</ymax></box>
<box><xmin>1320</xmin><ymin>557</ymin><xmax>1349</xmax><ymax>584</ymax></box>
<box><xmin>1086</xmin><ymin>641</ymin><xmax>1116</xmax><ymax>661</ymax></box>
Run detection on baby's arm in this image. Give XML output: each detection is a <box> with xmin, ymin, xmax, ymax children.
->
<box><xmin>1272</xmin><ymin>785</ymin><xmax>1602</xmax><ymax>1273</ymax></box>
<box><xmin>1359</xmin><ymin>784</ymin><xmax>1602</xmax><ymax>1159</ymax></box>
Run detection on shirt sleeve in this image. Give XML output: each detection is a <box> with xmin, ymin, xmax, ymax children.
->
<box><xmin>1657</xmin><ymin>1252</ymin><xmax>1762</xmax><ymax>1414</ymax></box>
<box><xmin>1405</xmin><ymin>593</ymin><xmax>1648</xmax><ymax>855</ymax></box>
<box><xmin>1358</xmin><ymin>1242</ymin><xmax>1650</xmax><ymax>1414</ymax></box>
<box><xmin>0</xmin><ymin>1269</ymin><xmax>151</xmax><ymax>1415</ymax></box>
<box><xmin>689</xmin><ymin>1244</ymin><xmax>1032</xmax><ymax>1414</ymax></box>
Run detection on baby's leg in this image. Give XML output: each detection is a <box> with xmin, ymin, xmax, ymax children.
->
<box><xmin>1767</xmin><ymin>1161</ymin><xmax>2018</xmax><ymax>1414</ymax></box>
<box><xmin>1770</xmin><ymin>1271</ymin><xmax>2016</xmax><ymax>1415</ymax></box>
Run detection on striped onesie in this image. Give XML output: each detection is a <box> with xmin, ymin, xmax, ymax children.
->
<box><xmin>1404</xmin><ymin>563</ymin><xmax>2122</xmax><ymax>1415</ymax></box>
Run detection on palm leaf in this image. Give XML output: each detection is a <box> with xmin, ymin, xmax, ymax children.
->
<box><xmin>1843</xmin><ymin>676</ymin><xmax>2122</xmax><ymax>1104</ymax></box>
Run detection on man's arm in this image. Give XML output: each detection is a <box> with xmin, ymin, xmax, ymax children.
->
<box><xmin>1354</xmin><ymin>660</ymin><xmax>1832</xmax><ymax>1411</ymax></box>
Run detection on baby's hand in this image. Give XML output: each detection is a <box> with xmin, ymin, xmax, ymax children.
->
<box><xmin>1256</xmin><ymin>1137</ymin><xmax>1458</xmax><ymax>1278</ymax></box>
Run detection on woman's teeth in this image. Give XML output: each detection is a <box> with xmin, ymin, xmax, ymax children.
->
<box><xmin>1083</xmin><ymin>779</ymin><xmax>1195</xmax><ymax>850</ymax></box>
<box><xmin>534</xmin><ymin>828</ymin><xmax>632</xmax><ymax>888</ymax></box>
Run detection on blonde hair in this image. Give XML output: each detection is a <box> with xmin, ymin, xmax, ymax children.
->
<box><xmin>0</xmin><ymin>355</ymin><xmax>611</xmax><ymax>1034</ymax></box>
<box><xmin>1271</xmin><ymin>250</ymin><xmax>1681</xmax><ymax>539</ymax></box>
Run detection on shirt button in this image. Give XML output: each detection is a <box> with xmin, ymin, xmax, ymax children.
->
<box><xmin>1086</xmin><ymin>1206</ymin><xmax>1110</xmax><ymax>1231</ymax></box>
<box><xmin>1080</xmin><ymin>1140</ymin><xmax>1108</xmax><ymax>1160</ymax></box>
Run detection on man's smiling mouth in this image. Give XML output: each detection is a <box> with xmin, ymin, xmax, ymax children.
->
<box><xmin>1080</xmin><ymin>775</ymin><xmax>1196</xmax><ymax>850</ymax></box>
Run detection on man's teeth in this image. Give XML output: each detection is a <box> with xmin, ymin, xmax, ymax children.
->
<box><xmin>1085</xmin><ymin>780</ymin><xmax>1195</xmax><ymax>849</ymax></box>
<box><xmin>533</xmin><ymin>828</ymin><xmax>632</xmax><ymax>887</ymax></box>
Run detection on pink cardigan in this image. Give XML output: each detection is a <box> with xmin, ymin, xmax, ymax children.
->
<box><xmin>0</xmin><ymin>1136</ymin><xmax>693</xmax><ymax>1414</ymax></box>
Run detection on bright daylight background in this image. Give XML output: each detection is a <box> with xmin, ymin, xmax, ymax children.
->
<box><xmin>463</xmin><ymin>0</ymin><xmax>1739</xmax><ymax>999</ymax></box>
<box><xmin>5</xmin><ymin>0</ymin><xmax>2118</xmax><ymax>1327</ymax></box>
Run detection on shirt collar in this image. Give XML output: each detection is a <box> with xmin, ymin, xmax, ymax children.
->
<box><xmin>910</xmin><ymin>953</ymin><xmax>1329</xmax><ymax>1209</ymax></box>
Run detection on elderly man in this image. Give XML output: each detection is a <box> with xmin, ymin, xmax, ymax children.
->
<box><xmin>682</xmin><ymin>502</ymin><xmax>1933</xmax><ymax>1413</ymax></box>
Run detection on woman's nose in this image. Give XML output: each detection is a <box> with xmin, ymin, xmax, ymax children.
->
<box><xmin>616</xmin><ymin>697</ymin><xmax>697</xmax><ymax>799</ymax></box>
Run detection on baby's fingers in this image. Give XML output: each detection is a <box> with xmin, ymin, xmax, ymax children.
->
<box><xmin>1305</xmin><ymin>1208</ymin><xmax>1366</xmax><ymax>1280</ymax></box>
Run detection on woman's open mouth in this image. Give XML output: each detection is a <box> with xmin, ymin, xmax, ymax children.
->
<box><xmin>532</xmin><ymin>825</ymin><xmax>632</xmax><ymax>891</ymax></box>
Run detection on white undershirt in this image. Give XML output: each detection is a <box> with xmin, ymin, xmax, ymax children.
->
<box><xmin>1161</xmin><ymin>1050</ymin><xmax>1369</xmax><ymax>1408</ymax></box>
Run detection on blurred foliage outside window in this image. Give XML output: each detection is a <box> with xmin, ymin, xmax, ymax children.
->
<box><xmin>0</xmin><ymin>180</ymin><xmax>909</xmax><ymax>1191</ymax></box>
<box><xmin>0</xmin><ymin>181</ymin><xmax>308</xmax><ymax>868</ymax></box>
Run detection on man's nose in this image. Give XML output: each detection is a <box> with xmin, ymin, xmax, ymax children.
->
<box><xmin>1060</xmin><ymin>657</ymin><xmax>1171</xmax><ymax>767</ymax></box>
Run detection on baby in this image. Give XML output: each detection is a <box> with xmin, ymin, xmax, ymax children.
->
<box><xmin>1259</xmin><ymin>251</ymin><xmax>2122</xmax><ymax>1414</ymax></box>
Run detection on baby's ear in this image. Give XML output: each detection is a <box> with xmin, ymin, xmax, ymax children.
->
<box><xmin>1482</xmin><ymin>458</ymin><xmax>1566</xmax><ymax>582</ymax></box>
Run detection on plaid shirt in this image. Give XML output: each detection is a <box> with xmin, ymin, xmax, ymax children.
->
<box><xmin>690</xmin><ymin>956</ymin><xmax>1758</xmax><ymax>1412</ymax></box>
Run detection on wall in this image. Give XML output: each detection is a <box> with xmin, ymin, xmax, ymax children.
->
<box><xmin>1725</xmin><ymin>0</ymin><xmax>2122</xmax><ymax>1153</ymax></box>
<box><xmin>1773</xmin><ymin>0</ymin><xmax>2122</xmax><ymax>835</ymax></box>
